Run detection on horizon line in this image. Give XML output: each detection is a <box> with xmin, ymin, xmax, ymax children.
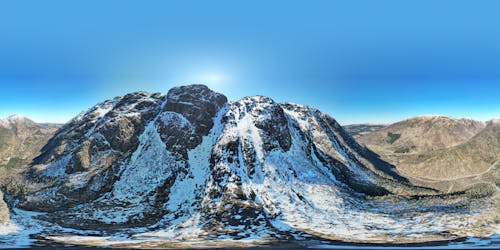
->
<box><xmin>2</xmin><ymin>112</ymin><xmax>497</xmax><ymax>126</ymax></box>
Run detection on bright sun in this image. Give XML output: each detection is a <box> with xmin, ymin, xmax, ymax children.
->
<box><xmin>206</xmin><ymin>74</ymin><xmax>222</xmax><ymax>82</ymax></box>
<box><xmin>201</xmin><ymin>73</ymin><xmax>227</xmax><ymax>86</ymax></box>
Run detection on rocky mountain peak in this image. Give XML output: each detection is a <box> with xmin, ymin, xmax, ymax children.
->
<box><xmin>356</xmin><ymin>114</ymin><xmax>487</xmax><ymax>156</ymax></box>
<box><xmin>21</xmin><ymin>85</ymin><xmax>398</xmax><ymax>224</ymax></box>
<box><xmin>6</xmin><ymin>114</ymin><xmax>29</xmax><ymax>121</ymax></box>
<box><xmin>0</xmin><ymin>118</ymin><xmax>9</xmax><ymax>128</ymax></box>
<box><xmin>2</xmin><ymin>85</ymin><xmax>496</xmax><ymax>246</ymax></box>
<box><xmin>164</xmin><ymin>84</ymin><xmax>227</xmax><ymax>136</ymax></box>
<box><xmin>487</xmin><ymin>118</ymin><xmax>500</xmax><ymax>127</ymax></box>
<box><xmin>408</xmin><ymin>115</ymin><xmax>484</xmax><ymax>126</ymax></box>
<box><xmin>414</xmin><ymin>114</ymin><xmax>449</xmax><ymax>119</ymax></box>
<box><xmin>0</xmin><ymin>114</ymin><xmax>37</xmax><ymax>129</ymax></box>
<box><xmin>166</xmin><ymin>84</ymin><xmax>227</xmax><ymax>104</ymax></box>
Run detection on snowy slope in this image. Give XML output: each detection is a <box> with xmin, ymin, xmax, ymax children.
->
<box><xmin>1</xmin><ymin>85</ymin><xmax>498</xmax><ymax>247</ymax></box>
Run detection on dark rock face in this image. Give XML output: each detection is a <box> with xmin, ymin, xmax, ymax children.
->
<box><xmin>24</xmin><ymin>92</ymin><xmax>167</xmax><ymax>210</ymax></box>
<box><xmin>280</xmin><ymin>104</ymin><xmax>398</xmax><ymax>196</ymax></box>
<box><xmin>214</xmin><ymin>96</ymin><xmax>292</xmax><ymax>176</ymax></box>
<box><xmin>246</xmin><ymin>96</ymin><xmax>292</xmax><ymax>152</ymax></box>
<box><xmin>21</xmin><ymin>85</ymin><xmax>231</xmax><ymax>226</ymax></box>
<box><xmin>164</xmin><ymin>84</ymin><xmax>227</xmax><ymax>136</ymax></box>
<box><xmin>156</xmin><ymin>112</ymin><xmax>197</xmax><ymax>157</ymax></box>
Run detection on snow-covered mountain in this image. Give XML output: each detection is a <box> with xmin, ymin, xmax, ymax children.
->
<box><xmin>0</xmin><ymin>115</ymin><xmax>60</xmax><ymax>169</ymax></box>
<box><xmin>1</xmin><ymin>85</ymin><xmax>498</xmax><ymax>247</ymax></box>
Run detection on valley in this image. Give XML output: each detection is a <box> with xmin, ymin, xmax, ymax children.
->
<box><xmin>350</xmin><ymin>116</ymin><xmax>500</xmax><ymax>193</ymax></box>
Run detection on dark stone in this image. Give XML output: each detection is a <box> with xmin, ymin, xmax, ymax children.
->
<box><xmin>164</xmin><ymin>84</ymin><xmax>227</xmax><ymax>137</ymax></box>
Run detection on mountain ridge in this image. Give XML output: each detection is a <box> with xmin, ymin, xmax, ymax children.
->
<box><xmin>351</xmin><ymin>115</ymin><xmax>499</xmax><ymax>193</ymax></box>
<box><xmin>0</xmin><ymin>85</ymin><xmax>497</xmax><ymax>247</ymax></box>
<box><xmin>0</xmin><ymin>115</ymin><xmax>61</xmax><ymax>185</ymax></box>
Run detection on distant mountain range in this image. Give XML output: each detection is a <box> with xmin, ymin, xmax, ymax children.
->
<box><xmin>0</xmin><ymin>115</ymin><xmax>60</xmax><ymax>169</ymax></box>
<box><xmin>343</xmin><ymin>124</ymin><xmax>387</xmax><ymax>137</ymax></box>
<box><xmin>346</xmin><ymin>116</ymin><xmax>499</xmax><ymax>193</ymax></box>
<box><xmin>0</xmin><ymin>85</ymin><xmax>498</xmax><ymax>248</ymax></box>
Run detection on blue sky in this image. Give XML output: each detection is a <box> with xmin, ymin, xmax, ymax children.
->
<box><xmin>0</xmin><ymin>0</ymin><xmax>499</xmax><ymax>124</ymax></box>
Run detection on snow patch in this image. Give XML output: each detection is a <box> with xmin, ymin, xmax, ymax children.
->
<box><xmin>166</xmin><ymin>105</ymin><xmax>229</xmax><ymax>214</ymax></box>
<box><xmin>0</xmin><ymin>221</ymin><xmax>21</xmax><ymax>235</ymax></box>
<box><xmin>112</xmin><ymin>120</ymin><xmax>178</xmax><ymax>204</ymax></box>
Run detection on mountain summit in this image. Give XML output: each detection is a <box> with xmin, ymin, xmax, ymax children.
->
<box><xmin>357</xmin><ymin>115</ymin><xmax>486</xmax><ymax>154</ymax></box>
<box><xmin>0</xmin><ymin>85</ymin><xmax>497</xmax><ymax>247</ymax></box>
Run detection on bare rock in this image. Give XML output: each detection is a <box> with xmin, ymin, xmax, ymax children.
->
<box><xmin>0</xmin><ymin>191</ymin><xmax>8</xmax><ymax>224</ymax></box>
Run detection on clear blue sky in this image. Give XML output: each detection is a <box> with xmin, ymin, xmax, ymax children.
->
<box><xmin>1</xmin><ymin>0</ymin><xmax>499</xmax><ymax>124</ymax></box>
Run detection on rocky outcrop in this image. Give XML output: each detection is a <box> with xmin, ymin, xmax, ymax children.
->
<box><xmin>21</xmin><ymin>85</ymin><xmax>232</xmax><ymax>225</ymax></box>
<box><xmin>164</xmin><ymin>84</ymin><xmax>227</xmax><ymax>137</ymax></box>
<box><xmin>0</xmin><ymin>191</ymin><xmax>8</xmax><ymax>224</ymax></box>
<box><xmin>24</xmin><ymin>91</ymin><xmax>167</xmax><ymax>211</ymax></box>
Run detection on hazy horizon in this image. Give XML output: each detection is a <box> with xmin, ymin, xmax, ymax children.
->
<box><xmin>1</xmin><ymin>85</ymin><xmax>499</xmax><ymax>126</ymax></box>
<box><xmin>1</xmin><ymin>0</ymin><xmax>499</xmax><ymax>124</ymax></box>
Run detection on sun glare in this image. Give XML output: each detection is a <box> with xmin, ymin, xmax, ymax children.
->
<box><xmin>206</xmin><ymin>74</ymin><xmax>222</xmax><ymax>82</ymax></box>
<box><xmin>200</xmin><ymin>73</ymin><xmax>227</xmax><ymax>86</ymax></box>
